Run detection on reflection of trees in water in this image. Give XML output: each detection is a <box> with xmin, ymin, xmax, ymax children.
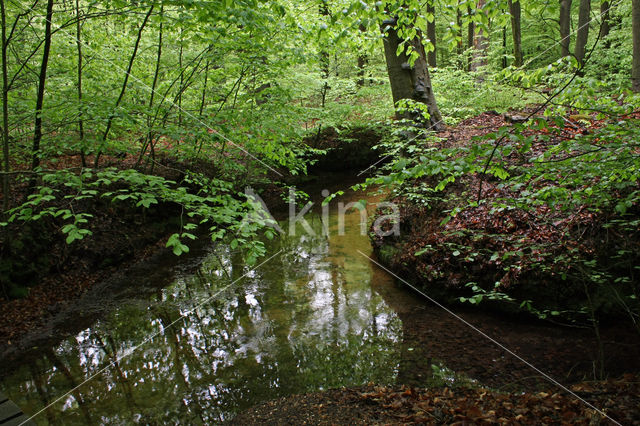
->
<box><xmin>8</xmin><ymin>186</ymin><xmax>638</xmax><ymax>423</ymax></box>
<box><xmin>6</xmin><ymin>200</ymin><xmax>403</xmax><ymax>424</ymax></box>
<box><xmin>29</xmin><ymin>360</ymin><xmax>57</xmax><ymax>425</ymax></box>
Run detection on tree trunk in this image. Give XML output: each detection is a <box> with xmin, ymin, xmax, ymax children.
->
<box><xmin>456</xmin><ymin>3</ymin><xmax>464</xmax><ymax>69</ymax></box>
<box><xmin>559</xmin><ymin>0</ymin><xmax>572</xmax><ymax>57</ymax></box>
<box><xmin>356</xmin><ymin>23</ymin><xmax>367</xmax><ymax>87</ymax></box>
<box><xmin>319</xmin><ymin>0</ymin><xmax>330</xmax><ymax>108</ymax></box>
<box><xmin>509</xmin><ymin>0</ymin><xmax>523</xmax><ymax>66</ymax></box>
<box><xmin>94</xmin><ymin>4</ymin><xmax>154</xmax><ymax>167</ymax></box>
<box><xmin>30</xmin><ymin>0</ymin><xmax>54</xmax><ymax>180</ymax></box>
<box><xmin>382</xmin><ymin>18</ymin><xmax>443</xmax><ymax>131</ymax></box>
<box><xmin>178</xmin><ymin>29</ymin><xmax>183</xmax><ymax>126</ymax></box>
<box><xmin>75</xmin><ymin>0</ymin><xmax>85</xmax><ymax>167</ymax></box>
<box><xmin>199</xmin><ymin>59</ymin><xmax>209</xmax><ymax>115</ymax></box>
<box><xmin>471</xmin><ymin>0</ymin><xmax>488</xmax><ymax>72</ymax></box>
<box><xmin>356</xmin><ymin>54</ymin><xmax>367</xmax><ymax>87</ymax></box>
<box><xmin>633</xmin><ymin>0</ymin><xmax>640</xmax><ymax>92</ymax></box>
<box><xmin>502</xmin><ymin>25</ymin><xmax>508</xmax><ymax>69</ymax></box>
<box><xmin>1</xmin><ymin>0</ymin><xmax>10</xmax><ymax>211</ymax></box>
<box><xmin>426</xmin><ymin>1</ymin><xmax>436</xmax><ymax>67</ymax></box>
<box><xmin>136</xmin><ymin>4</ymin><xmax>163</xmax><ymax>169</ymax></box>
<box><xmin>574</xmin><ymin>0</ymin><xmax>591</xmax><ymax>66</ymax></box>
<box><xmin>600</xmin><ymin>1</ymin><xmax>611</xmax><ymax>46</ymax></box>
<box><xmin>467</xmin><ymin>4</ymin><xmax>475</xmax><ymax>71</ymax></box>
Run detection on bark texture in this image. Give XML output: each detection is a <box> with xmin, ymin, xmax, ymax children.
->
<box><xmin>426</xmin><ymin>1</ymin><xmax>437</xmax><ymax>67</ymax></box>
<box><xmin>1</xmin><ymin>0</ymin><xmax>10</xmax><ymax>211</ymax></box>
<box><xmin>574</xmin><ymin>0</ymin><xmax>591</xmax><ymax>66</ymax></box>
<box><xmin>382</xmin><ymin>19</ymin><xmax>443</xmax><ymax>130</ymax></box>
<box><xmin>600</xmin><ymin>1</ymin><xmax>610</xmax><ymax>45</ymax></box>
<box><xmin>30</xmin><ymin>0</ymin><xmax>55</xmax><ymax>176</ymax></box>
<box><xmin>509</xmin><ymin>0</ymin><xmax>523</xmax><ymax>66</ymax></box>
<box><xmin>559</xmin><ymin>0</ymin><xmax>572</xmax><ymax>57</ymax></box>
<box><xmin>467</xmin><ymin>4</ymin><xmax>474</xmax><ymax>71</ymax></box>
<box><xmin>471</xmin><ymin>0</ymin><xmax>488</xmax><ymax>72</ymax></box>
<box><xmin>633</xmin><ymin>0</ymin><xmax>640</xmax><ymax>92</ymax></box>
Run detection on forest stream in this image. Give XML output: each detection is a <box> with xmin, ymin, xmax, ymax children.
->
<box><xmin>1</xmin><ymin>173</ymin><xmax>639</xmax><ymax>424</ymax></box>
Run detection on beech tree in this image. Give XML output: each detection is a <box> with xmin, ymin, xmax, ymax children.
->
<box><xmin>1</xmin><ymin>0</ymin><xmax>9</xmax><ymax>211</ymax></box>
<box><xmin>470</xmin><ymin>0</ymin><xmax>488</xmax><ymax>72</ymax></box>
<box><xmin>467</xmin><ymin>2</ymin><xmax>475</xmax><ymax>71</ymax></box>
<box><xmin>600</xmin><ymin>1</ymin><xmax>610</xmax><ymax>45</ymax></box>
<box><xmin>426</xmin><ymin>0</ymin><xmax>437</xmax><ymax>67</ymax></box>
<box><xmin>509</xmin><ymin>0</ymin><xmax>522</xmax><ymax>67</ymax></box>
<box><xmin>574</xmin><ymin>0</ymin><xmax>591</xmax><ymax>66</ymax></box>
<box><xmin>381</xmin><ymin>14</ymin><xmax>443</xmax><ymax>130</ymax></box>
<box><xmin>559</xmin><ymin>0</ymin><xmax>572</xmax><ymax>57</ymax></box>
<box><xmin>634</xmin><ymin>0</ymin><xmax>640</xmax><ymax>92</ymax></box>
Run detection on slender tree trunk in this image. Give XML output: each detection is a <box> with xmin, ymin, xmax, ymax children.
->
<box><xmin>456</xmin><ymin>3</ymin><xmax>464</xmax><ymax>69</ymax></box>
<box><xmin>633</xmin><ymin>0</ymin><xmax>640</xmax><ymax>92</ymax></box>
<box><xmin>199</xmin><ymin>59</ymin><xmax>209</xmax><ymax>116</ymax></box>
<box><xmin>559</xmin><ymin>0</ymin><xmax>572</xmax><ymax>57</ymax></box>
<box><xmin>136</xmin><ymin>4</ymin><xmax>163</xmax><ymax>169</ymax></box>
<box><xmin>600</xmin><ymin>1</ymin><xmax>611</xmax><ymax>46</ymax></box>
<box><xmin>509</xmin><ymin>0</ymin><xmax>523</xmax><ymax>66</ymax></box>
<box><xmin>178</xmin><ymin>29</ymin><xmax>183</xmax><ymax>126</ymax></box>
<box><xmin>356</xmin><ymin>23</ymin><xmax>367</xmax><ymax>87</ymax></box>
<box><xmin>357</xmin><ymin>55</ymin><xmax>367</xmax><ymax>86</ymax></box>
<box><xmin>574</xmin><ymin>0</ymin><xmax>591</xmax><ymax>66</ymax></box>
<box><xmin>1</xmin><ymin>0</ymin><xmax>10</xmax><ymax>211</ymax></box>
<box><xmin>381</xmin><ymin>17</ymin><xmax>443</xmax><ymax>130</ymax></box>
<box><xmin>426</xmin><ymin>1</ymin><xmax>436</xmax><ymax>67</ymax></box>
<box><xmin>94</xmin><ymin>4</ymin><xmax>154</xmax><ymax>167</ymax></box>
<box><xmin>30</xmin><ymin>0</ymin><xmax>54</xmax><ymax>182</ymax></box>
<box><xmin>148</xmin><ymin>8</ymin><xmax>163</xmax><ymax>121</ymax></box>
<box><xmin>471</xmin><ymin>0</ymin><xmax>488</xmax><ymax>72</ymax></box>
<box><xmin>467</xmin><ymin>4</ymin><xmax>475</xmax><ymax>71</ymax></box>
<box><xmin>319</xmin><ymin>0</ymin><xmax>330</xmax><ymax>108</ymax></box>
<box><xmin>193</xmin><ymin>57</ymin><xmax>210</xmax><ymax>158</ymax></box>
<box><xmin>75</xmin><ymin>0</ymin><xmax>85</xmax><ymax>167</ymax></box>
<box><xmin>502</xmin><ymin>25</ymin><xmax>508</xmax><ymax>69</ymax></box>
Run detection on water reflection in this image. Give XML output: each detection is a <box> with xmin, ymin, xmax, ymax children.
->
<box><xmin>2</xmin><ymin>187</ymin><xmax>404</xmax><ymax>424</ymax></box>
<box><xmin>5</xmin><ymin>180</ymin><xmax>638</xmax><ymax>424</ymax></box>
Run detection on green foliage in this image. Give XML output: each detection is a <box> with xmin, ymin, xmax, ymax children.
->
<box><xmin>2</xmin><ymin>168</ymin><xmax>275</xmax><ymax>262</ymax></box>
<box><xmin>432</xmin><ymin>68</ymin><xmax>542</xmax><ymax>124</ymax></box>
<box><xmin>1</xmin><ymin>0</ymin><xmax>639</xmax><ymax>305</ymax></box>
<box><xmin>364</xmin><ymin>71</ymin><xmax>640</xmax><ymax>322</ymax></box>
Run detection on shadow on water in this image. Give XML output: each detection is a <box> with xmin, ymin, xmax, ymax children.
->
<box><xmin>1</xmin><ymin>173</ymin><xmax>639</xmax><ymax>424</ymax></box>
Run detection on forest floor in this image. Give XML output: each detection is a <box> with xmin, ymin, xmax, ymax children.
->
<box><xmin>231</xmin><ymin>380</ymin><xmax>640</xmax><ymax>425</ymax></box>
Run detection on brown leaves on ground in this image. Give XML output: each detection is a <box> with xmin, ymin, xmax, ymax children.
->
<box><xmin>358</xmin><ymin>383</ymin><xmax>632</xmax><ymax>425</ymax></box>
<box><xmin>375</xmin><ymin>107</ymin><xmax>640</xmax><ymax>307</ymax></box>
<box><xmin>233</xmin><ymin>377</ymin><xmax>640</xmax><ymax>425</ymax></box>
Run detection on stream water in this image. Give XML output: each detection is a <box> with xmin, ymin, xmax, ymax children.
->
<box><xmin>1</xmin><ymin>174</ymin><xmax>639</xmax><ymax>424</ymax></box>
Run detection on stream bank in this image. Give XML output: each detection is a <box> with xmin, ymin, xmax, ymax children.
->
<box><xmin>0</xmin><ymin>125</ymin><xmax>385</xmax><ymax>353</ymax></box>
<box><xmin>368</xmin><ymin>111</ymin><xmax>640</xmax><ymax>323</ymax></box>
<box><xmin>1</xmin><ymin>169</ymin><xmax>639</xmax><ymax>424</ymax></box>
<box><xmin>1</xmin><ymin>121</ymin><xmax>639</xmax><ymax>424</ymax></box>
